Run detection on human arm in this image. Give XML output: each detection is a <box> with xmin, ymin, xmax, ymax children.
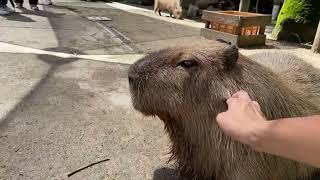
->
<box><xmin>216</xmin><ymin>90</ymin><xmax>320</xmax><ymax>167</ymax></box>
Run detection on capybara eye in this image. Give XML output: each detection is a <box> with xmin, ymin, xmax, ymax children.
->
<box><xmin>177</xmin><ymin>60</ymin><xmax>197</xmax><ymax>68</ymax></box>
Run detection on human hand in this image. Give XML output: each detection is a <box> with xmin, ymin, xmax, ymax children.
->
<box><xmin>216</xmin><ymin>90</ymin><xmax>268</xmax><ymax>147</ymax></box>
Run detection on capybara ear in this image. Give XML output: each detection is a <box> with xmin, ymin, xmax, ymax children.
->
<box><xmin>220</xmin><ymin>45</ymin><xmax>239</xmax><ymax>70</ymax></box>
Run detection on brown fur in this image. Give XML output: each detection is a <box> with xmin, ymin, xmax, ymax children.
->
<box><xmin>128</xmin><ymin>45</ymin><xmax>320</xmax><ymax>180</ymax></box>
<box><xmin>154</xmin><ymin>0</ymin><xmax>183</xmax><ymax>19</ymax></box>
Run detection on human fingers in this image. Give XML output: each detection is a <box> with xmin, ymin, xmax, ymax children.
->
<box><xmin>252</xmin><ymin>101</ymin><xmax>261</xmax><ymax>112</ymax></box>
<box><xmin>216</xmin><ymin>112</ymin><xmax>226</xmax><ymax>122</ymax></box>
<box><xmin>226</xmin><ymin>97</ymin><xmax>239</xmax><ymax>108</ymax></box>
<box><xmin>231</xmin><ymin>90</ymin><xmax>252</xmax><ymax>101</ymax></box>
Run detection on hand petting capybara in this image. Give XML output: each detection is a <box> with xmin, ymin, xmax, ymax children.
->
<box><xmin>128</xmin><ymin>45</ymin><xmax>320</xmax><ymax>180</ymax></box>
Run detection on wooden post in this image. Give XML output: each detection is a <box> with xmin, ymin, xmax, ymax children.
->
<box><xmin>259</xmin><ymin>26</ymin><xmax>265</xmax><ymax>35</ymax></box>
<box><xmin>239</xmin><ymin>0</ymin><xmax>250</xmax><ymax>12</ymax></box>
<box><xmin>312</xmin><ymin>20</ymin><xmax>320</xmax><ymax>53</ymax></box>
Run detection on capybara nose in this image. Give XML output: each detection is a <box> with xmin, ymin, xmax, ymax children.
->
<box><xmin>128</xmin><ymin>73</ymin><xmax>139</xmax><ymax>85</ymax></box>
<box><xmin>128</xmin><ymin>58</ymin><xmax>148</xmax><ymax>85</ymax></box>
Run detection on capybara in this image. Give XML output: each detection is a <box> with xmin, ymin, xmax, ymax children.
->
<box><xmin>128</xmin><ymin>44</ymin><xmax>320</xmax><ymax>180</ymax></box>
<box><xmin>154</xmin><ymin>0</ymin><xmax>183</xmax><ymax>19</ymax></box>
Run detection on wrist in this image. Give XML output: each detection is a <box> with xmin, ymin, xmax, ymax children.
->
<box><xmin>247</xmin><ymin>120</ymin><xmax>271</xmax><ymax>152</ymax></box>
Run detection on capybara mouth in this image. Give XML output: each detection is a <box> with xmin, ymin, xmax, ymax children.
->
<box><xmin>130</xmin><ymin>94</ymin><xmax>156</xmax><ymax>116</ymax></box>
<box><xmin>128</xmin><ymin>75</ymin><xmax>155</xmax><ymax>116</ymax></box>
<box><xmin>128</xmin><ymin>78</ymin><xmax>142</xmax><ymax>110</ymax></box>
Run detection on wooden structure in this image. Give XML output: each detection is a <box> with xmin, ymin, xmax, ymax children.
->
<box><xmin>312</xmin><ymin>20</ymin><xmax>320</xmax><ymax>53</ymax></box>
<box><xmin>201</xmin><ymin>11</ymin><xmax>271</xmax><ymax>47</ymax></box>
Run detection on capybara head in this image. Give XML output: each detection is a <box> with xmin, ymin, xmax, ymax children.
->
<box><xmin>128</xmin><ymin>45</ymin><xmax>319</xmax><ymax>179</ymax></box>
<box><xmin>174</xmin><ymin>7</ymin><xmax>183</xmax><ymax>19</ymax></box>
<box><xmin>129</xmin><ymin>45</ymin><xmax>238</xmax><ymax>117</ymax></box>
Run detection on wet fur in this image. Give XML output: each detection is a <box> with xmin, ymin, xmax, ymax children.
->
<box><xmin>128</xmin><ymin>45</ymin><xmax>320</xmax><ymax>180</ymax></box>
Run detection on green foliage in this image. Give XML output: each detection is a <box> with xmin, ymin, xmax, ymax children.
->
<box><xmin>272</xmin><ymin>0</ymin><xmax>320</xmax><ymax>39</ymax></box>
<box><xmin>277</xmin><ymin>0</ymin><xmax>320</xmax><ymax>26</ymax></box>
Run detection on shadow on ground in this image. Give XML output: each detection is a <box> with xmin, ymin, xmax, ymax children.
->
<box><xmin>0</xmin><ymin>47</ymin><xmax>80</xmax><ymax>129</ymax></box>
<box><xmin>4</xmin><ymin>7</ymin><xmax>65</xmax><ymax>22</ymax></box>
<box><xmin>153</xmin><ymin>167</ymin><xmax>182</xmax><ymax>180</ymax></box>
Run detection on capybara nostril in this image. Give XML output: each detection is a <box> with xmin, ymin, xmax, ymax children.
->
<box><xmin>128</xmin><ymin>75</ymin><xmax>135</xmax><ymax>85</ymax></box>
<box><xmin>128</xmin><ymin>76</ymin><xmax>133</xmax><ymax>84</ymax></box>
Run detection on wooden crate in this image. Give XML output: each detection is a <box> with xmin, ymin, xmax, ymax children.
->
<box><xmin>200</xmin><ymin>10</ymin><xmax>271</xmax><ymax>47</ymax></box>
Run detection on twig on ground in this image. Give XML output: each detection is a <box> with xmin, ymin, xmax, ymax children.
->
<box><xmin>105</xmin><ymin>173</ymin><xmax>116</xmax><ymax>180</ymax></box>
<box><xmin>67</xmin><ymin>158</ymin><xmax>110</xmax><ymax>177</ymax></box>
